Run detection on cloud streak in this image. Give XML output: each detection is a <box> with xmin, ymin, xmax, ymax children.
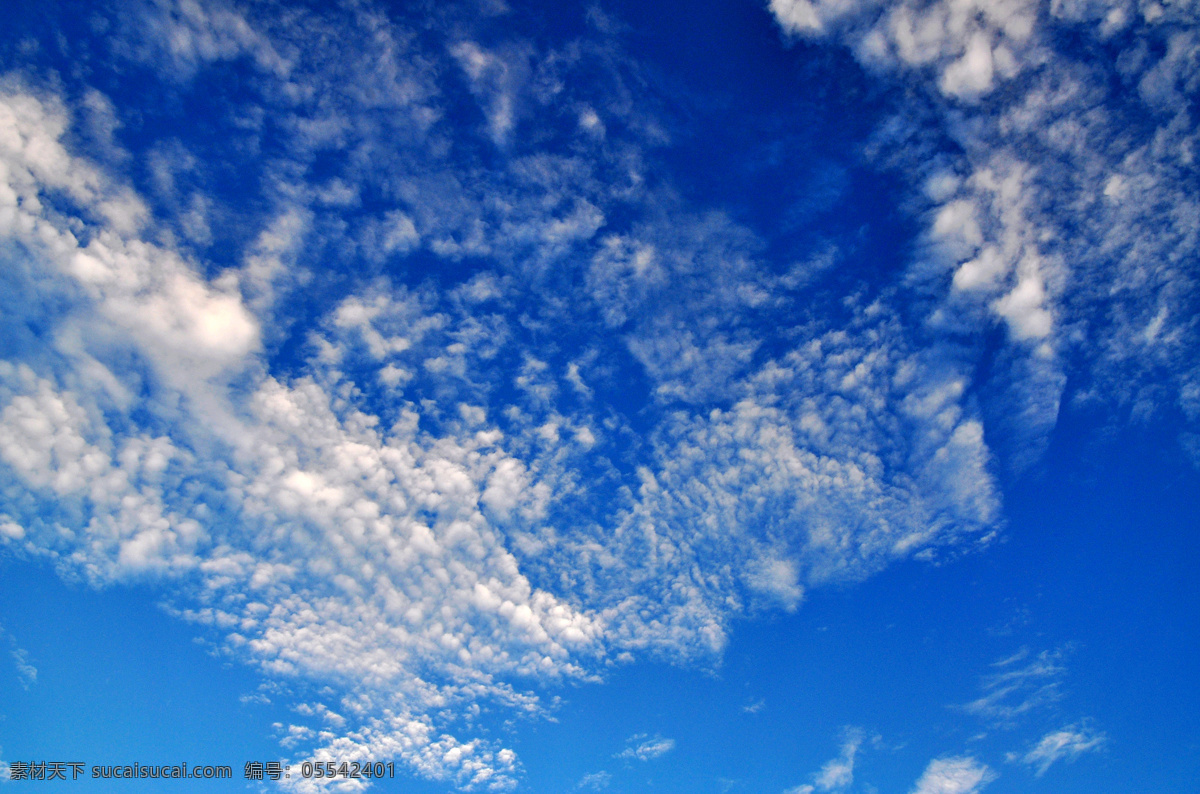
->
<box><xmin>1009</xmin><ymin>722</ymin><xmax>1107</xmax><ymax>776</ymax></box>
<box><xmin>961</xmin><ymin>647</ymin><xmax>1068</xmax><ymax>725</ymax></box>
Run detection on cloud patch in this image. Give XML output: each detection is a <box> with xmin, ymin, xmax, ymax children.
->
<box><xmin>911</xmin><ymin>756</ymin><xmax>997</xmax><ymax>794</ymax></box>
<box><xmin>615</xmin><ymin>734</ymin><xmax>676</xmax><ymax>762</ymax></box>
<box><xmin>1009</xmin><ymin>722</ymin><xmax>1107</xmax><ymax>776</ymax></box>
<box><xmin>785</xmin><ymin>727</ymin><xmax>865</xmax><ymax>793</ymax></box>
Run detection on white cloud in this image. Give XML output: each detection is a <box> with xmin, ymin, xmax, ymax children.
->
<box><xmin>0</xmin><ymin>369</ymin><xmax>204</xmax><ymax>578</ymax></box>
<box><xmin>962</xmin><ymin>648</ymin><xmax>1068</xmax><ymax>725</ymax></box>
<box><xmin>771</xmin><ymin>0</ymin><xmax>1200</xmax><ymax>466</ymax></box>
<box><xmin>0</xmin><ymin>78</ymin><xmax>599</xmax><ymax>789</ymax></box>
<box><xmin>770</xmin><ymin>0</ymin><xmax>1037</xmax><ymax>99</ymax></box>
<box><xmin>0</xmin><ymin>625</ymin><xmax>36</xmax><ymax>690</ymax></box>
<box><xmin>5</xmin><ymin>0</ymin><xmax>1129</xmax><ymax>786</ymax></box>
<box><xmin>0</xmin><ymin>87</ymin><xmax>261</xmax><ymax>406</ymax></box>
<box><xmin>0</xmin><ymin>48</ymin><xmax>1009</xmax><ymax>782</ymax></box>
<box><xmin>575</xmin><ymin>306</ymin><xmax>999</xmax><ymax>659</ymax></box>
<box><xmin>1009</xmin><ymin>723</ymin><xmax>1106</xmax><ymax>776</ymax></box>
<box><xmin>0</xmin><ymin>84</ymin><xmax>147</xmax><ymax>235</ymax></box>
<box><xmin>616</xmin><ymin>734</ymin><xmax>676</xmax><ymax>762</ymax></box>
<box><xmin>127</xmin><ymin>0</ymin><xmax>290</xmax><ymax>80</ymax></box>
<box><xmin>768</xmin><ymin>0</ymin><xmax>863</xmax><ymax>36</ymax></box>
<box><xmin>576</xmin><ymin>770</ymin><xmax>612</xmax><ymax>790</ymax></box>
<box><xmin>785</xmin><ymin>727</ymin><xmax>865</xmax><ymax>793</ymax></box>
<box><xmin>813</xmin><ymin>731</ymin><xmax>861</xmax><ymax>790</ymax></box>
<box><xmin>451</xmin><ymin>41</ymin><xmax>532</xmax><ymax>146</ymax></box>
<box><xmin>9</xmin><ymin>648</ymin><xmax>36</xmax><ymax>690</ymax></box>
<box><xmin>911</xmin><ymin>756</ymin><xmax>996</xmax><ymax>794</ymax></box>
<box><xmin>239</xmin><ymin>206</ymin><xmax>313</xmax><ymax>319</ymax></box>
<box><xmin>745</xmin><ymin>557</ymin><xmax>805</xmax><ymax>612</ymax></box>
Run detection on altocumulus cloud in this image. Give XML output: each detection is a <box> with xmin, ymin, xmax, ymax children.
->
<box><xmin>0</xmin><ymin>0</ymin><xmax>1190</xmax><ymax>789</ymax></box>
<box><xmin>0</xmin><ymin>66</ymin><xmax>995</xmax><ymax>791</ymax></box>
<box><xmin>769</xmin><ymin>0</ymin><xmax>1200</xmax><ymax>469</ymax></box>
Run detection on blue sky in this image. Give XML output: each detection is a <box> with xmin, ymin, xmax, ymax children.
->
<box><xmin>0</xmin><ymin>0</ymin><xmax>1197</xmax><ymax>791</ymax></box>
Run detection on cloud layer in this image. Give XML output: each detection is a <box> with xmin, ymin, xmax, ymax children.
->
<box><xmin>770</xmin><ymin>0</ymin><xmax>1200</xmax><ymax>469</ymax></box>
<box><xmin>0</xmin><ymin>0</ymin><xmax>1187</xmax><ymax>788</ymax></box>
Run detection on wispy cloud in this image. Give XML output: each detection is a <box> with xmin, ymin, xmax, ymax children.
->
<box><xmin>615</xmin><ymin>734</ymin><xmax>675</xmax><ymax>762</ymax></box>
<box><xmin>911</xmin><ymin>756</ymin><xmax>997</xmax><ymax>794</ymax></box>
<box><xmin>9</xmin><ymin>647</ymin><xmax>35</xmax><ymax>690</ymax></box>
<box><xmin>0</xmin><ymin>624</ymin><xmax>35</xmax><ymax>690</ymax></box>
<box><xmin>576</xmin><ymin>770</ymin><xmax>612</xmax><ymax>790</ymax></box>
<box><xmin>784</xmin><ymin>727</ymin><xmax>865</xmax><ymax>793</ymax></box>
<box><xmin>1008</xmin><ymin>722</ymin><xmax>1107</xmax><ymax>776</ymax></box>
<box><xmin>741</xmin><ymin>698</ymin><xmax>765</xmax><ymax>714</ymax></box>
<box><xmin>961</xmin><ymin>647</ymin><xmax>1068</xmax><ymax>725</ymax></box>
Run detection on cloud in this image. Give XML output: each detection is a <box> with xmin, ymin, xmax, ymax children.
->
<box><xmin>576</xmin><ymin>770</ymin><xmax>612</xmax><ymax>790</ymax></box>
<box><xmin>0</xmin><ymin>69</ymin><xmax>1004</xmax><ymax>771</ymax></box>
<box><xmin>0</xmin><ymin>624</ymin><xmax>36</xmax><ymax>690</ymax></box>
<box><xmin>961</xmin><ymin>648</ymin><xmax>1068</xmax><ymax>725</ymax></box>
<box><xmin>770</xmin><ymin>0</ymin><xmax>1037</xmax><ymax>99</ymax></box>
<box><xmin>0</xmin><ymin>78</ymin><xmax>593</xmax><ymax>790</ymax></box>
<box><xmin>770</xmin><ymin>0</ymin><xmax>1200</xmax><ymax>469</ymax></box>
<box><xmin>574</xmin><ymin>307</ymin><xmax>999</xmax><ymax>659</ymax></box>
<box><xmin>450</xmin><ymin>41</ymin><xmax>532</xmax><ymax>146</ymax></box>
<box><xmin>616</xmin><ymin>734</ymin><xmax>676</xmax><ymax>762</ymax></box>
<box><xmin>9</xmin><ymin>648</ymin><xmax>36</xmax><ymax>690</ymax></box>
<box><xmin>0</xmin><ymin>0</ymin><xmax>1112</xmax><ymax>787</ymax></box>
<box><xmin>1009</xmin><ymin>722</ymin><xmax>1106</xmax><ymax>776</ymax></box>
<box><xmin>745</xmin><ymin>557</ymin><xmax>805</xmax><ymax>612</ymax></box>
<box><xmin>813</xmin><ymin>730</ymin><xmax>861</xmax><ymax>790</ymax></box>
<box><xmin>785</xmin><ymin>727</ymin><xmax>865</xmax><ymax>793</ymax></box>
<box><xmin>911</xmin><ymin>756</ymin><xmax>996</xmax><ymax>794</ymax></box>
<box><xmin>122</xmin><ymin>0</ymin><xmax>290</xmax><ymax>80</ymax></box>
